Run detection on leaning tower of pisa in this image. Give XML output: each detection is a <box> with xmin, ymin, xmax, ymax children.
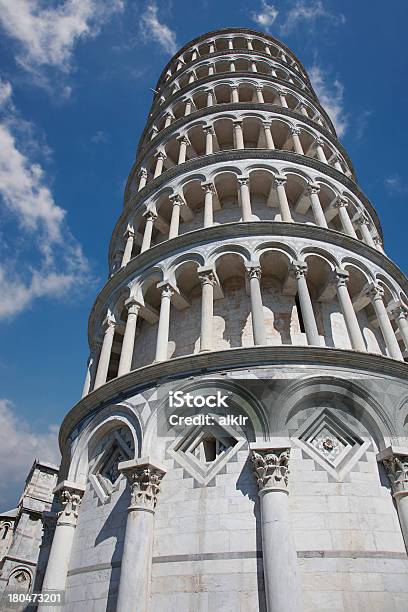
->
<box><xmin>39</xmin><ymin>28</ymin><xmax>408</xmax><ymax>612</ymax></box>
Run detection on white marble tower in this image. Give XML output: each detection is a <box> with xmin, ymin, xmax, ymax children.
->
<box><xmin>41</xmin><ymin>28</ymin><xmax>408</xmax><ymax>612</ymax></box>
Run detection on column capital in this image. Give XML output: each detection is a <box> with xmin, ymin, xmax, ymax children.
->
<box><xmin>238</xmin><ymin>176</ymin><xmax>250</xmax><ymax>186</ymax></box>
<box><xmin>125</xmin><ymin>297</ymin><xmax>141</xmax><ymax>316</ymax></box>
<box><xmin>335</xmin><ymin>267</ymin><xmax>350</xmax><ymax>287</ymax></box>
<box><xmin>154</xmin><ymin>150</ymin><xmax>166</xmax><ymax>160</ymax></box>
<box><xmin>388</xmin><ymin>300</ymin><xmax>408</xmax><ymax>320</ymax></box>
<box><xmin>274</xmin><ymin>174</ymin><xmax>287</xmax><ymax>188</ymax></box>
<box><xmin>306</xmin><ymin>182</ymin><xmax>321</xmax><ymax>195</ymax></box>
<box><xmin>53</xmin><ymin>481</ymin><xmax>86</xmax><ymax>527</ymax></box>
<box><xmin>124</xmin><ymin>224</ymin><xmax>134</xmax><ymax>239</ymax></box>
<box><xmin>177</xmin><ymin>134</ymin><xmax>190</xmax><ymax>145</ymax></box>
<box><xmin>203</xmin><ymin>124</ymin><xmax>215</xmax><ymax>135</ymax></box>
<box><xmin>157</xmin><ymin>281</ymin><xmax>175</xmax><ymax>300</ymax></box>
<box><xmin>355</xmin><ymin>212</ymin><xmax>370</xmax><ymax>226</ymax></box>
<box><xmin>290</xmin><ymin>125</ymin><xmax>301</xmax><ymax>136</ymax></box>
<box><xmin>366</xmin><ymin>282</ymin><xmax>384</xmax><ymax>301</ymax></box>
<box><xmin>290</xmin><ymin>260</ymin><xmax>308</xmax><ymax>279</ymax></box>
<box><xmin>277</xmin><ymin>88</ymin><xmax>287</xmax><ymax>97</ymax></box>
<box><xmin>198</xmin><ymin>268</ymin><xmax>217</xmax><ymax>286</ymax></box>
<box><xmin>246</xmin><ymin>264</ymin><xmax>262</xmax><ymax>280</ymax></box>
<box><xmin>233</xmin><ymin>119</ymin><xmax>243</xmax><ymax>127</ymax></box>
<box><xmin>169</xmin><ymin>192</ymin><xmax>185</xmax><ymax>207</ymax></box>
<box><xmin>377</xmin><ymin>448</ymin><xmax>408</xmax><ymax>498</ymax></box>
<box><xmin>102</xmin><ymin>311</ymin><xmax>116</xmax><ymax>332</ymax></box>
<box><xmin>250</xmin><ymin>446</ymin><xmax>291</xmax><ymax>494</ymax></box>
<box><xmin>143</xmin><ymin>208</ymin><xmax>158</xmax><ymax>222</ymax></box>
<box><xmin>201</xmin><ymin>180</ymin><xmax>215</xmax><ymax>193</ymax></box>
<box><xmin>139</xmin><ymin>167</ymin><xmax>147</xmax><ymax>178</ymax></box>
<box><xmin>374</xmin><ymin>235</ymin><xmax>383</xmax><ymax>248</ymax></box>
<box><xmin>119</xmin><ymin>458</ymin><xmax>166</xmax><ymax>512</ymax></box>
<box><xmin>334</xmin><ymin>195</ymin><xmax>349</xmax><ymax>208</ymax></box>
<box><xmin>262</xmin><ymin>120</ymin><xmax>272</xmax><ymax>129</ymax></box>
<box><xmin>314</xmin><ymin>137</ymin><xmax>325</xmax><ymax>147</ymax></box>
<box><xmin>255</xmin><ymin>85</ymin><xmax>263</xmax><ymax>92</ymax></box>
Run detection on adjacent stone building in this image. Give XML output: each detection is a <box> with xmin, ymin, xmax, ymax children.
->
<box><xmin>9</xmin><ymin>27</ymin><xmax>408</xmax><ymax>611</ymax></box>
<box><xmin>0</xmin><ymin>460</ymin><xmax>59</xmax><ymax>608</ymax></box>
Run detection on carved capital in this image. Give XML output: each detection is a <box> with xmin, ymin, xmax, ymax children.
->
<box><xmin>203</xmin><ymin>125</ymin><xmax>215</xmax><ymax>135</ymax></box>
<box><xmin>102</xmin><ymin>311</ymin><xmax>116</xmax><ymax>333</ymax></box>
<box><xmin>355</xmin><ymin>213</ymin><xmax>369</xmax><ymax>226</ymax></box>
<box><xmin>274</xmin><ymin>174</ymin><xmax>287</xmax><ymax>188</ymax></box>
<box><xmin>143</xmin><ymin>209</ymin><xmax>158</xmax><ymax>222</ymax></box>
<box><xmin>154</xmin><ymin>150</ymin><xmax>166</xmax><ymax>161</ymax></box>
<box><xmin>201</xmin><ymin>181</ymin><xmax>215</xmax><ymax>194</ymax></box>
<box><xmin>160</xmin><ymin>283</ymin><xmax>174</xmax><ymax>300</ymax></box>
<box><xmin>335</xmin><ymin>268</ymin><xmax>349</xmax><ymax>288</ymax></box>
<box><xmin>290</xmin><ymin>126</ymin><xmax>301</xmax><ymax>136</ymax></box>
<box><xmin>199</xmin><ymin>270</ymin><xmax>217</xmax><ymax>286</ymax></box>
<box><xmin>290</xmin><ymin>261</ymin><xmax>308</xmax><ymax>280</ymax></box>
<box><xmin>169</xmin><ymin>193</ymin><xmax>185</xmax><ymax>207</ymax></box>
<box><xmin>306</xmin><ymin>182</ymin><xmax>320</xmax><ymax>196</ymax></box>
<box><xmin>314</xmin><ymin>137</ymin><xmax>325</xmax><ymax>148</ymax></box>
<box><xmin>125</xmin><ymin>298</ymin><xmax>141</xmax><ymax>316</ymax></box>
<box><xmin>238</xmin><ymin>176</ymin><xmax>250</xmax><ymax>187</ymax></box>
<box><xmin>177</xmin><ymin>135</ymin><xmax>190</xmax><ymax>145</ymax></box>
<box><xmin>54</xmin><ymin>482</ymin><xmax>85</xmax><ymax>527</ymax></box>
<box><xmin>383</xmin><ymin>454</ymin><xmax>408</xmax><ymax>497</ymax></box>
<box><xmin>277</xmin><ymin>89</ymin><xmax>287</xmax><ymax>97</ymax></box>
<box><xmin>251</xmin><ymin>448</ymin><xmax>290</xmax><ymax>493</ymax></box>
<box><xmin>246</xmin><ymin>265</ymin><xmax>262</xmax><ymax>281</ymax></box>
<box><xmin>119</xmin><ymin>460</ymin><xmax>166</xmax><ymax>512</ymax></box>
<box><xmin>124</xmin><ymin>224</ymin><xmax>134</xmax><ymax>239</ymax></box>
<box><xmin>139</xmin><ymin>168</ymin><xmax>147</xmax><ymax>178</ymax></box>
<box><xmin>366</xmin><ymin>283</ymin><xmax>384</xmax><ymax>301</ymax></box>
<box><xmin>334</xmin><ymin>196</ymin><xmax>349</xmax><ymax>208</ymax></box>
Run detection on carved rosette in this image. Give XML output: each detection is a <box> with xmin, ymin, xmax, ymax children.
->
<box><xmin>56</xmin><ymin>488</ymin><xmax>84</xmax><ymax>527</ymax></box>
<box><xmin>125</xmin><ymin>464</ymin><xmax>166</xmax><ymax>512</ymax></box>
<box><xmin>383</xmin><ymin>454</ymin><xmax>408</xmax><ymax>498</ymax></box>
<box><xmin>251</xmin><ymin>448</ymin><xmax>291</xmax><ymax>494</ymax></box>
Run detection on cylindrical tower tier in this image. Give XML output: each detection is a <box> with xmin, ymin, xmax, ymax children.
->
<box><xmin>46</xmin><ymin>28</ymin><xmax>408</xmax><ymax>612</ymax></box>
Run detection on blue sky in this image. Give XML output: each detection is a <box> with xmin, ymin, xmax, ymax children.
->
<box><xmin>0</xmin><ymin>0</ymin><xmax>407</xmax><ymax>510</ymax></box>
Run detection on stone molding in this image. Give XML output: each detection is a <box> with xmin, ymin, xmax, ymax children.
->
<box><xmin>377</xmin><ymin>447</ymin><xmax>408</xmax><ymax>498</ymax></box>
<box><xmin>53</xmin><ymin>481</ymin><xmax>86</xmax><ymax>527</ymax></box>
<box><xmin>59</xmin><ymin>346</ymin><xmax>408</xmax><ymax>451</ymax></box>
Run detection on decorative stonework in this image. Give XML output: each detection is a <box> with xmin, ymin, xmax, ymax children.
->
<box><xmin>89</xmin><ymin>428</ymin><xmax>134</xmax><ymax>504</ymax></box>
<box><xmin>383</xmin><ymin>454</ymin><xmax>408</xmax><ymax>497</ymax></box>
<box><xmin>292</xmin><ymin>408</ymin><xmax>370</xmax><ymax>480</ymax></box>
<box><xmin>119</xmin><ymin>461</ymin><xmax>166</xmax><ymax>512</ymax></box>
<box><xmin>251</xmin><ymin>448</ymin><xmax>290</xmax><ymax>493</ymax></box>
<box><xmin>56</xmin><ymin>487</ymin><xmax>85</xmax><ymax>527</ymax></box>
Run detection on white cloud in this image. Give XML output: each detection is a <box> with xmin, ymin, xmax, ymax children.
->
<box><xmin>280</xmin><ymin>0</ymin><xmax>345</xmax><ymax>35</ymax></box>
<box><xmin>384</xmin><ymin>174</ymin><xmax>408</xmax><ymax>195</ymax></box>
<box><xmin>251</xmin><ymin>1</ymin><xmax>279</xmax><ymax>29</ymax></box>
<box><xmin>0</xmin><ymin>79</ymin><xmax>92</xmax><ymax>319</ymax></box>
<box><xmin>0</xmin><ymin>0</ymin><xmax>124</xmax><ymax>92</ymax></box>
<box><xmin>0</xmin><ymin>77</ymin><xmax>12</xmax><ymax>107</ymax></box>
<box><xmin>0</xmin><ymin>398</ymin><xmax>60</xmax><ymax>512</ymax></box>
<box><xmin>308</xmin><ymin>64</ymin><xmax>348</xmax><ymax>137</ymax></box>
<box><xmin>140</xmin><ymin>2</ymin><xmax>178</xmax><ymax>55</ymax></box>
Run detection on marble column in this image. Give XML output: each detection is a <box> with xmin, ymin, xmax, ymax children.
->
<box><xmin>298</xmin><ymin>104</ymin><xmax>309</xmax><ymax>117</ymax></box>
<box><xmin>206</xmin><ymin>89</ymin><xmax>214</xmax><ymax>107</ymax></box>
<box><xmin>333</xmin><ymin>155</ymin><xmax>343</xmax><ymax>171</ymax></box>
<box><xmin>356</xmin><ymin>215</ymin><xmax>376</xmax><ymax>248</ymax></box>
<box><xmin>247</xmin><ymin>38</ymin><xmax>253</xmax><ymax>50</ymax></box>
<box><xmin>116</xmin><ymin>459</ymin><xmax>166</xmax><ymax>612</ymax></box>
<box><xmin>256</xmin><ymin>86</ymin><xmax>264</xmax><ymax>103</ymax></box>
<box><xmin>169</xmin><ymin>194</ymin><xmax>184</xmax><ymax>239</ymax></box>
<box><xmin>164</xmin><ymin>113</ymin><xmax>173</xmax><ymax>128</ymax></box>
<box><xmin>209</xmin><ymin>41</ymin><xmax>215</xmax><ymax>53</ymax></box>
<box><xmin>228</xmin><ymin>38</ymin><xmax>234</xmax><ymax>50</ymax></box>
<box><xmin>290</xmin><ymin>126</ymin><xmax>304</xmax><ymax>155</ymax></box>
<box><xmin>138</xmin><ymin>168</ymin><xmax>147</xmax><ymax>190</ymax></box>
<box><xmin>274</xmin><ymin>175</ymin><xmax>292</xmax><ymax>222</ymax></box>
<box><xmin>389</xmin><ymin>302</ymin><xmax>408</xmax><ymax>353</ymax></box>
<box><xmin>234</xmin><ymin>120</ymin><xmax>244</xmax><ymax>149</ymax></box>
<box><xmin>118</xmin><ymin>300</ymin><xmax>140</xmax><ymax>376</ymax></box>
<box><xmin>121</xmin><ymin>226</ymin><xmax>135</xmax><ymax>268</ymax></box>
<box><xmin>177</xmin><ymin>136</ymin><xmax>189</xmax><ymax>164</ymax></box>
<box><xmin>155</xmin><ymin>283</ymin><xmax>174</xmax><ymax>362</ymax></box>
<box><xmin>198</xmin><ymin>268</ymin><xmax>216</xmax><ymax>351</ymax></box>
<box><xmin>251</xmin><ymin>61</ymin><xmax>257</xmax><ymax>73</ymax></box>
<box><xmin>250</xmin><ymin>445</ymin><xmax>303</xmax><ymax>612</ymax></box>
<box><xmin>231</xmin><ymin>85</ymin><xmax>239</xmax><ymax>103</ymax></box>
<box><xmin>81</xmin><ymin>350</ymin><xmax>97</xmax><ymax>398</ymax></box>
<box><xmin>238</xmin><ymin>177</ymin><xmax>252</xmax><ymax>222</ymax></box>
<box><xmin>367</xmin><ymin>284</ymin><xmax>403</xmax><ymax>360</ymax></box>
<box><xmin>263</xmin><ymin>121</ymin><xmax>275</xmax><ymax>149</ymax></box>
<box><xmin>141</xmin><ymin>211</ymin><xmax>157</xmax><ymax>253</ymax></box>
<box><xmin>278</xmin><ymin>89</ymin><xmax>288</xmax><ymax>108</ymax></box>
<box><xmin>314</xmin><ymin>138</ymin><xmax>328</xmax><ymax>163</ymax></box>
<box><xmin>230</xmin><ymin>61</ymin><xmax>236</xmax><ymax>72</ymax></box>
<box><xmin>202</xmin><ymin>181</ymin><xmax>215</xmax><ymax>227</ymax></box>
<box><xmin>265</xmin><ymin>45</ymin><xmax>271</xmax><ymax>55</ymax></box>
<box><xmin>184</xmin><ymin>98</ymin><xmax>193</xmax><ymax>116</ymax></box>
<box><xmin>204</xmin><ymin>125</ymin><xmax>214</xmax><ymax>154</ymax></box>
<box><xmin>374</xmin><ymin>235</ymin><xmax>385</xmax><ymax>253</ymax></box>
<box><xmin>334</xmin><ymin>197</ymin><xmax>357</xmax><ymax>238</ymax></box>
<box><xmin>335</xmin><ymin>269</ymin><xmax>366</xmax><ymax>351</ymax></box>
<box><xmin>188</xmin><ymin>72</ymin><xmax>195</xmax><ymax>84</ymax></box>
<box><xmin>208</xmin><ymin>62</ymin><xmax>215</xmax><ymax>75</ymax></box>
<box><xmin>246</xmin><ymin>265</ymin><xmax>266</xmax><ymax>345</ymax></box>
<box><xmin>94</xmin><ymin>312</ymin><xmax>116</xmax><ymax>389</ymax></box>
<box><xmin>291</xmin><ymin>262</ymin><xmax>320</xmax><ymax>346</ymax></box>
<box><xmin>38</xmin><ymin>482</ymin><xmax>85</xmax><ymax>612</ymax></box>
<box><xmin>378</xmin><ymin>448</ymin><xmax>408</xmax><ymax>551</ymax></box>
<box><xmin>153</xmin><ymin>152</ymin><xmax>166</xmax><ymax>178</ymax></box>
<box><xmin>306</xmin><ymin>183</ymin><xmax>328</xmax><ymax>228</ymax></box>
